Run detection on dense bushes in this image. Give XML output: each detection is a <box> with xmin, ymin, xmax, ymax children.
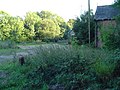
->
<box><xmin>24</xmin><ymin>45</ymin><xmax>93</xmax><ymax>89</ymax></box>
<box><xmin>1</xmin><ymin>44</ymin><xmax>120</xmax><ymax>89</ymax></box>
<box><xmin>23</xmin><ymin>47</ymin><xmax>120</xmax><ymax>89</ymax></box>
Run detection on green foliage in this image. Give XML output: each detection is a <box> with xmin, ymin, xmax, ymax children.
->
<box><xmin>37</xmin><ymin>10</ymin><xmax>67</xmax><ymax>38</ymax></box>
<box><xmin>24</xmin><ymin>12</ymin><xmax>42</xmax><ymax>40</ymax></box>
<box><xmin>93</xmin><ymin>59</ymin><xmax>115</xmax><ymax>76</ymax></box>
<box><xmin>41</xmin><ymin>83</ymin><xmax>49</xmax><ymax>90</ymax></box>
<box><xmin>0</xmin><ymin>12</ymin><xmax>26</xmax><ymax>42</ymax></box>
<box><xmin>100</xmin><ymin>24</ymin><xmax>120</xmax><ymax>50</ymax></box>
<box><xmin>0</xmin><ymin>12</ymin><xmax>11</xmax><ymax>40</ymax></box>
<box><xmin>23</xmin><ymin>45</ymin><xmax>94</xmax><ymax>89</ymax></box>
<box><xmin>23</xmin><ymin>46</ymin><xmax>120</xmax><ymax>89</ymax></box>
<box><xmin>73</xmin><ymin>10</ymin><xmax>95</xmax><ymax>45</ymax></box>
<box><xmin>0</xmin><ymin>10</ymin><xmax>68</xmax><ymax>42</ymax></box>
<box><xmin>1</xmin><ymin>44</ymin><xmax>120</xmax><ymax>89</ymax></box>
<box><xmin>114</xmin><ymin>0</ymin><xmax>120</xmax><ymax>7</ymax></box>
<box><xmin>0</xmin><ymin>11</ymin><xmax>10</xmax><ymax>16</ymax></box>
<box><xmin>67</xmin><ymin>19</ymin><xmax>75</xmax><ymax>30</ymax></box>
<box><xmin>0</xmin><ymin>62</ymin><xmax>30</xmax><ymax>89</ymax></box>
<box><xmin>35</xmin><ymin>19</ymin><xmax>60</xmax><ymax>40</ymax></box>
<box><xmin>103</xmin><ymin>1</ymin><xmax>120</xmax><ymax>49</ymax></box>
<box><xmin>38</xmin><ymin>10</ymin><xmax>54</xmax><ymax>19</ymax></box>
<box><xmin>63</xmin><ymin>19</ymin><xmax>75</xmax><ymax>40</ymax></box>
<box><xmin>9</xmin><ymin>16</ymin><xmax>26</xmax><ymax>42</ymax></box>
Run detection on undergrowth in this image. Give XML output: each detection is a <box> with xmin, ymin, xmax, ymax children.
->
<box><xmin>0</xmin><ymin>44</ymin><xmax>120</xmax><ymax>90</ymax></box>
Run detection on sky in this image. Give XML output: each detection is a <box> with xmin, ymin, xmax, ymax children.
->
<box><xmin>0</xmin><ymin>0</ymin><xmax>115</xmax><ymax>21</ymax></box>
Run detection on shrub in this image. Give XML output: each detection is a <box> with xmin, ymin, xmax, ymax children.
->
<box><xmin>112</xmin><ymin>49</ymin><xmax>120</xmax><ymax>77</ymax></box>
<box><xmin>93</xmin><ymin>59</ymin><xmax>115</xmax><ymax>76</ymax></box>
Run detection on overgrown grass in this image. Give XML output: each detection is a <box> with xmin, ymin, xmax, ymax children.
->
<box><xmin>0</xmin><ymin>40</ymin><xmax>17</xmax><ymax>49</ymax></box>
<box><xmin>0</xmin><ymin>62</ymin><xmax>30</xmax><ymax>89</ymax></box>
<box><xmin>0</xmin><ymin>40</ymin><xmax>24</xmax><ymax>55</ymax></box>
<box><xmin>0</xmin><ymin>44</ymin><xmax>120</xmax><ymax>90</ymax></box>
<box><xmin>0</xmin><ymin>49</ymin><xmax>25</xmax><ymax>56</ymax></box>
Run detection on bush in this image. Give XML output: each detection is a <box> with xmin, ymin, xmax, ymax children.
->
<box><xmin>93</xmin><ymin>59</ymin><xmax>115</xmax><ymax>76</ymax></box>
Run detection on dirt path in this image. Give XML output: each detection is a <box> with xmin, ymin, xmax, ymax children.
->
<box><xmin>0</xmin><ymin>52</ymin><xmax>29</xmax><ymax>62</ymax></box>
<box><xmin>0</xmin><ymin>44</ymin><xmax>68</xmax><ymax>63</ymax></box>
<box><xmin>0</xmin><ymin>45</ymin><xmax>38</xmax><ymax>63</ymax></box>
<box><xmin>17</xmin><ymin>45</ymin><xmax>40</xmax><ymax>49</ymax></box>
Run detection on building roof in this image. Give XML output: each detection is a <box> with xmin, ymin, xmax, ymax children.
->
<box><xmin>94</xmin><ymin>5</ymin><xmax>120</xmax><ymax>21</ymax></box>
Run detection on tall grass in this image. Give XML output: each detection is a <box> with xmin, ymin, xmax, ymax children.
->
<box><xmin>0</xmin><ymin>44</ymin><xmax>119</xmax><ymax>90</ymax></box>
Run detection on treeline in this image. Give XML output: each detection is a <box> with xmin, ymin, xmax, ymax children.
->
<box><xmin>0</xmin><ymin>11</ymin><xmax>72</xmax><ymax>42</ymax></box>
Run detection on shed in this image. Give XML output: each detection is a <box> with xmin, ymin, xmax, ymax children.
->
<box><xmin>94</xmin><ymin>5</ymin><xmax>120</xmax><ymax>47</ymax></box>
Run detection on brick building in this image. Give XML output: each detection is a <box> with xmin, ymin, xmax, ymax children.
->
<box><xmin>94</xmin><ymin>5</ymin><xmax>120</xmax><ymax>47</ymax></box>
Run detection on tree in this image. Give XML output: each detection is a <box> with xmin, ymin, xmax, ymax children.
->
<box><xmin>54</xmin><ymin>15</ymin><xmax>67</xmax><ymax>37</ymax></box>
<box><xmin>0</xmin><ymin>11</ymin><xmax>26</xmax><ymax>42</ymax></box>
<box><xmin>9</xmin><ymin>16</ymin><xmax>26</xmax><ymax>42</ymax></box>
<box><xmin>114</xmin><ymin>0</ymin><xmax>120</xmax><ymax>7</ymax></box>
<box><xmin>73</xmin><ymin>11</ymin><xmax>95</xmax><ymax>45</ymax></box>
<box><xmin>0</xmin><ymin>10</ymin><xmax>68</xmax><ymax>42</ymax></box>
<box><xmin>35</xmin><ymin>19</ymin><xmax>60</xmax><ymax>40</ymax></box>
<box><xmin>37</xmin><ymin>11</ymin><xmax>67</xmax><ymax>37</ymax></box>
<box><xmin>63</xmin><ymin>19</ymin><xmax>75</xmax><ymax>39</ymax></box>
<box><xmin>0</xmin><ymin>11</ymin><xmax>10</xmax><ymax>16</ymax></box>
<box><xmin>24</xmin><ymin>12</ymin><xmax>41</xmax><ymax>40</ymax></box>
<box><xmin>37</xmin><ymin>10</ymin><xmax>54</xmax><ymax>19</ymax></box>
<box><xmin>0</xmin><ymin>11</ymin><xmax>11</xmax><ymax>40</ymax></box>
<box><xmin>67</xmin><ymin>19</ymin><xmax>75</xmax><ymax>30</ymax></box>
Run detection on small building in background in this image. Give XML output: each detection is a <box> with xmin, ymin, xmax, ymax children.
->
<box><xmin>67</xmin><ymin>30</ymin><xmax>75</xmax><ymax>44</ymax></box>
<box><xmin>68</xmin><ymin>30</ymin><xmax>75</xmax><ymax>37</ymax></box>
<box><xmin>94</xmin><ymin>5</ymin><xmax>120</xmax><ymax>47</ymax></box>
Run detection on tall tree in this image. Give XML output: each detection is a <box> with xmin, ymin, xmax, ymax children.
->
<box><xmin>73</xmin><ymin>11</ymin><xmax>95</xmax><ymax>45</ymax></box>
<box><xmin>0</xmin><ymin>11</ymin><xmax>11</xmax><ymax>40</ymax></box>
<box><xmin>37</xmin><ymin>11</ymin><xmax>67</xmax><ymax>37</ymax></box>
<box><xmin>24</xmin><ymin>12</ymin><xmax>41</xmax><ymax>40</ymax></box>
<box><xmin>35</xmin><ymin>19</ymin><xmax>60</xmax><ymax>40</ymax></box>
<box><xmin>0</xmin><ymin>11</ymin><xmax>26</xmax><ymax>42</ymax></box>
<box><xmin>114</xmin><ymin>0</ymin><xmax>120</xmax><ymax>7</ymax></box>
<box><xmin>9</xmin><ymin>16</ymin><xmax>25</xmax><ymax>42</ymax></box>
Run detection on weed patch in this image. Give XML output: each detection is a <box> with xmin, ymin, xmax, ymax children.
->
<box><xmin>0</xmin><ymin>44</ymin><xmax>120</xmax><ymax>89</ymax></box>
